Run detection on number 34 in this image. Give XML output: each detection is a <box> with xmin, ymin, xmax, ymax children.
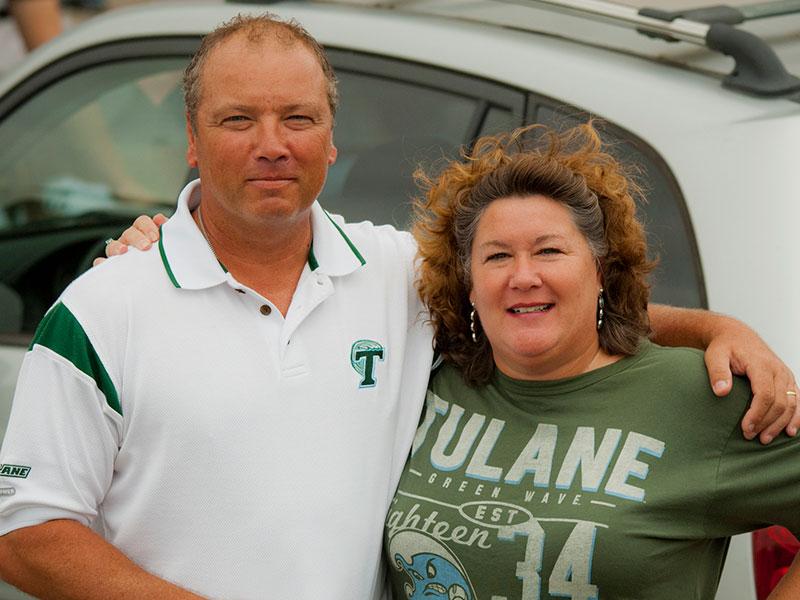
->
<box><xmin>492</xmin><ymin>519</ymin><xmax>600</xmax><ymax>600</ymax></box>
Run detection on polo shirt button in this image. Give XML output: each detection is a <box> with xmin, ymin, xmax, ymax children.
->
<box><xmin>259</xmin><ymin>304</ymin><xmax>272</xmax><ymax>315</ymax></box>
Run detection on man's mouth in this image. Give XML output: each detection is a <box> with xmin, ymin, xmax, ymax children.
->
<box><xmin>509</xmin><ymin>304</ymin><xmax>553</xmax><ymax>314</ymax></box>
<box><xmin>247</xmin><ymin>177</ymin><xmax>295</xmax><ymax>188</ymax></box>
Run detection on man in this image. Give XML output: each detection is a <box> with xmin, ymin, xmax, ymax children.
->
<box><xmin>0</xmin><ymin>13</ymin><xmax>796</xmax><ymax>600</ymax></box>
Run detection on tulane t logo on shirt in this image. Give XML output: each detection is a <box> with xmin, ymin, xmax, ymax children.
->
<box><xmin>350</xmin><ymin>339</ymin><xmax>385</xmax><ymax>388</ymax></box>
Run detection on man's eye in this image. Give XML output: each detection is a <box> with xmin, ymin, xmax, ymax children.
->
<box><xmin>222</xmin><ymin>115</ymin><xmax>249</xmax><ymax>124</ymax></box>
<box><xmin>287</xmin><ymin>115</ymin><xmax>314</xmax><ymax>123</ymax></box>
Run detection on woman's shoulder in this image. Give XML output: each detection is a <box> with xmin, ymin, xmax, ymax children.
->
<box><xmin>632</xmin><ymin>341</ymin><xmax>752</xmax><ymax>406</ymax></box>
<box><xmin>636</xmin><ymin>342</ymin><xmax>704</xmax><ymax>373</ymax></box>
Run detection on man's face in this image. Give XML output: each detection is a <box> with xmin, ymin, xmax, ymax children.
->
<box><xmin>186</xmin><ymin>32</ymin><xmax>337</xmax><ymax>228</ymax></box>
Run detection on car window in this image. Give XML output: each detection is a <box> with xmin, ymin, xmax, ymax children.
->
<box><xmin>535</xmin><ymin>103</ymin><xmax>707</xmax><ymax>309</ymax></box>
<box><xmin>478</xmin><ymin>105</ymin><xmax>525</xmax><ymax>138</ymax></box>
<box><xmin>320</xmin><ymin>70</ymin><xmax>482</xmax><ymax>229</ymax></box>
<box><xmin>0</xmin><ymin>57</ymin><xmax>190</xmax><ymax>339</ymax></box>
<box><xmin>322</xmin><ymin>51</ymin><xmax>526</xmax><ymax>229</ymax></box>
<box><xmin>0</xmin><ymin>58</ymin><xmax>187</xmax><ymax>235</ymax></box>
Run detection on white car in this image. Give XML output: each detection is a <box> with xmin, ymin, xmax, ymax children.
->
<box><xmin>0</xmin><ymin>0</ymin><xmax>797</xmax><ymax>598</ymax></box>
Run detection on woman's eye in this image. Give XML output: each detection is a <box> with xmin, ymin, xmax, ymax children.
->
<box><xmin>486</xmin><ymin>252</ymin><xmax>509</xmax><ymax>262</ymax></box>
<box><xmin>539</xmin><ymin>247</ymin><xmax>562</xmax><ymax>255</ymax></box>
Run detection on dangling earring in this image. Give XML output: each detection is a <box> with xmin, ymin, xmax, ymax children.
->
<box><xmin>470</xmin><ymin>302</ymin><xmax>479</xmax><ymax>343</ymax></box>
<box><xmin>596</xmin><ymin>288</ymin><xmax>605</xmax><ymax>330</ymax></box>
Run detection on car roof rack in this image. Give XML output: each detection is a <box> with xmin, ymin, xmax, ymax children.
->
<box><xmin>489</xmin><ymin>0</ymin><xmax>800</xmax><ymax>96</ymax></box>
<box><xmin>327</xmin><ymin>0</ymin><xmax>799</xmax><ymax>97</ymax></box>
<box><xmin>640</xmin><ymin>0</ymin><xmax>800</xmax><ymax>26</ymax></box>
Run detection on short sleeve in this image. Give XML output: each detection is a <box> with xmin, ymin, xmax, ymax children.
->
<box><xmin>705</xmin><ymin>404</ymin><xmax>800</xmax><ymax>539</ymax></box>
<box><xmin>0</xmin><ymin>303</ymin><xmax>121</xmax><ymax>536</ymax></box>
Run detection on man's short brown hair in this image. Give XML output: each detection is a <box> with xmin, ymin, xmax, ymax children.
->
<box><xmin>183</xmin><ymin>13</ymin><xmax>339</xmax><ymax>130</ymax></box>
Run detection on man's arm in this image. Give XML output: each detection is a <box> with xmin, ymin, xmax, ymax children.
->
<box><xmin>0</xmin><ymin>520</ymin><xmax>205</xmax><ymax>600</ymax></box>
<box><xmin>649</xmin><ymin>304</ymin><xmax>799</xmax><ymax>443</ymax></box>
<box><xmin>101</xmin><ymin>217</ymin><xmax>800</xmax><ymax>443</ymax></box>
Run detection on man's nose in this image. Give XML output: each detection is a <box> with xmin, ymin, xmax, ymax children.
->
<box><xmin>254</xmin><ymin>120</ymin><xmax>290</xmax><ymax>162</ymax></box>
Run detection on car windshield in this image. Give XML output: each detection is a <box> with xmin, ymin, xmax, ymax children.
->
<box><xmin>0</xmin><ymin>58</ymin><xmax>186</xmax><ymax>236</ymax></box>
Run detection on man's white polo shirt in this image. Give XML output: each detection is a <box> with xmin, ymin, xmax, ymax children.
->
<box><xmin>0</xmin><ymin>180</ymin><xmax>433</xmax><ymax>599</ymax></box>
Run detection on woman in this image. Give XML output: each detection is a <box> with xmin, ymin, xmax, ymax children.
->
<box><xmin>385</xmin><ymin>123</ymin><xmax>800</xmax><ymax>599</ymax></box>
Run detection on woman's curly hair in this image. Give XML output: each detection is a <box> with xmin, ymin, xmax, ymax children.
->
<box><xmin>412</xmin><ymin>121</ymin><xmax>656</xmax><ymax>386</ymax></box>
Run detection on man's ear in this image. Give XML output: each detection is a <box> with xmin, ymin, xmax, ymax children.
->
<box><xmin>186</xmin><ymin>114</ymin><xmax>198</xmax><ymax>169</ymax></box>
<box><xmin>327</xmin><ymin>135</ymin><xmax>338</xmax><ymax>166</ymax></box>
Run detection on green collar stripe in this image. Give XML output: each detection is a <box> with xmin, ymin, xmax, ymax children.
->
<box><xmin>323</xmin><ymin>211</ymin><xmax>366</xmax><ymax>266</ymax></box>
<box><xmin>30</xmin><ymin>302</ymin><xmax>122</xmax><ymax>416</ymax></box>
<box><xmin>308</xmin><ymin>243</ymin><xmax>319</xmax><ymax>271</ymax></box>
<box><xmin>158</xmin><ymin>224</ymin><xmax>181</xmax><ymax>288</ymax></box>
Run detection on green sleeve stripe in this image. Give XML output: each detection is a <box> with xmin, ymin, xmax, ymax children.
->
<box><xmin>30</xmin><ymin>302</ymin><xmax>122</xmax><ymax>416</ymax></box>
<box><xmin>323</xmin><ymin>210</ymin><xmax>366</xmax><ymax>266</ymax></box>
<box><xmin>158</xmin><ymin>224</ymin><xmax>181</xmax><ymax>288</ymax></box>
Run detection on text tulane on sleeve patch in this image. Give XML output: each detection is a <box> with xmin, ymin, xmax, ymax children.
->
<box><xmin>0</xmin><ymin>464</ymin><xmax>31</xmax><ymax>478</ymax></box>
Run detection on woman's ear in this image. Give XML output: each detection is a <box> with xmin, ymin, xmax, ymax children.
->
<box><xmin>595</xmin><ymin>259</ymin><xmax>604</xmax><ymax>288</ymax></box>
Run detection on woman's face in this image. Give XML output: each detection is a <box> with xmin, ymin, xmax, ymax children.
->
<box><xmin>469</xmin><ymin>195</ymin><xmax>603</xmax><ymax>380</ymax></box>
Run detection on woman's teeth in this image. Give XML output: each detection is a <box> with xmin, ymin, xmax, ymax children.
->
<box><xmin>510</xmin><ymin>305</ymin><xmax>551</xmax><ymax>314</ymax></box>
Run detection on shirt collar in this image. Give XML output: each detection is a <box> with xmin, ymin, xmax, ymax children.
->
<box><xmin>158</xmin><ymin>179</ymin><xmax>366</xmax><ymax>289</ymax></box>
<box><xmin>308</xmin><ymin>203</ymin><xmax>366</xmax><ymax>276</ymax></box>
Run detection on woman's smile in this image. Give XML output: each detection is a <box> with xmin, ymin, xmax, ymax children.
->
<box><xmin>507</xmin><ymin>303</ymin><xmax>554</xmax><ymax>315</ymax></box>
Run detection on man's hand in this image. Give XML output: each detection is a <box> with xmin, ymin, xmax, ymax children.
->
<box><xmin>93</xmin><ymin>213</ymin><xmax>168</xmax><ymax>266</ymax></box>
<box><xmin>649</xmin><ymin>304</ymin><xmax>799</xmax><ymax>444</ymax></box>
<box><xmin>705</xmin><ymin>322</ymin><xmax>799</xmax><ymax>444</ymax></box>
